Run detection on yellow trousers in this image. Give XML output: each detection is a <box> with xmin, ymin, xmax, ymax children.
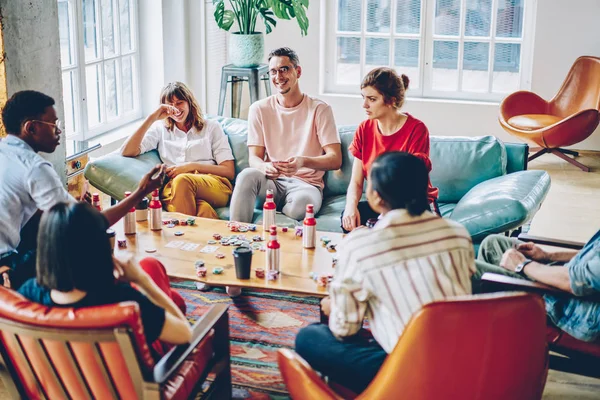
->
<box><xmin>162</xmin><ymin>173</ymin><xmax>232</xmax><ymax>219</ymax></box>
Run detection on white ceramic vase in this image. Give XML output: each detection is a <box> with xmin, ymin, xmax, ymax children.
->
<box><xmin>228</xmin><ymin>32</ymin><xmax>264</xmax><ymax>67</ymax></box>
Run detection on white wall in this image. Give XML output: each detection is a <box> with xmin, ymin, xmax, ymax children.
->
<box><xmin>1</xmin><ymin>0</ymin><xmax>67</xmax><ymax>180</ymax></box>
<box><xmin>254</xmin><ymin>0</ymin><xmax>600</xmax><ymax>150</ymax></box>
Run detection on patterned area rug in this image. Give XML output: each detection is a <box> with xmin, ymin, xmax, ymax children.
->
<box><xmin>172</xmin><ymin>281</ymin><xmax>321</xmax><ymax>399</ymax></box>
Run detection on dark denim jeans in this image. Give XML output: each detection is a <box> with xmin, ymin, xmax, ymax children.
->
<box><xmin>295</xmin><ymin>323</ymin><xmax>387</xmax><ymax>394</ymax></box>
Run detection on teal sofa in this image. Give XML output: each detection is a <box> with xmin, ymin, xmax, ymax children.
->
<box><xmin>85</xmin><ymin>115</ymin><xmax>551</xmax><ymax>246</ymax></box>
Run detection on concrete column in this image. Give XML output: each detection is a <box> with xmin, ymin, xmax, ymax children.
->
<box><xmin>0</xmin><ymin>0</ymin><xmax>66</xmax><ymax>183</ymax></box>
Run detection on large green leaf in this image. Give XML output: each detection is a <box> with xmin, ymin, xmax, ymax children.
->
<box><xmin>290</xmin><ymin>0</ymin><xmax>309</xmax><ymax>36</ymax></box>
<box><xmin>269</xmin><ymin>0</ymin><xmax>294</xmax><ymax>20</ymax></box>
<box><xmin>256</xmin><ymin>2</ymin><xmax>277</xmax><ymax>34</ymax></box>
<box><xmin>213</xmin><ymin>0</ymin><xmax>235</xmax><ymax>31</ymax></box>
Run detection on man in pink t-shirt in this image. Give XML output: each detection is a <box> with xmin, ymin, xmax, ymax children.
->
<box><xmin>229</xmin><ymin>47</ymin><xmax>342</xmax><ymax>222</ymax></box>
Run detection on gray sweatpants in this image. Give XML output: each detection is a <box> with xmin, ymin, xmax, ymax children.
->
<box><xmin>229</xmin><ymin>168</ymin><xmax>323</xmax><ymax>223</ymax></box>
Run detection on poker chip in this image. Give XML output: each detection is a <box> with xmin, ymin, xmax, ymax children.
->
<box><xmin>145</xmin><ymin>248</ymin><xmax>157</xmax><ymax>253</ymax></box>
<box><xmin>212</xmin><ymin>233</ymin><xmax>222</xmax><ymax>240</ymax></box>
<box><xmin>215</xmin><ymin>253</ymin><xmax>225</xmax><ymax>259</ymax></box>
<box><xmin>174</xmin><ymin>231</ymin><xmax>184</xmax><ymax>236</ymax></box>
<box><xmin>255</xmin><ymin>268</ymin><xmax>265</xmax><ymax>278</ymax></box>
<box><xmin>167</xmin><ymin>223</ymin><xmax>176</xmax><ymax>228</ymax></box>
<box><xmin>213</xmin><ymin>266</ymin><xmax>224</xmax><ymax>274</ymax></box>
<box><xmin>207</xmin><ymin>240</ymin><xmax>217</xmax><ymax>245</ymax></box>
<box><xmin>117</xmin><ymin>239</ymin><xmax>127</xmax><ymax>248</ymax></box>
<box><xmin>194</xmin><ymin>260</ymin><xmax>205</xmax><ymax>267</ymax></box>
<box><xmin>281</xmin><ymin>227</ymin><xmax>288</xmax><ymax>232</ymax></box>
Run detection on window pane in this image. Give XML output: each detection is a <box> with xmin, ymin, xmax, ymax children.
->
<box><xmin>122</xmin><ymin>56</ymin><xmax>134</xmax><ymax>112</ymax></box>
<box><xmin>337</xmin><ymin>0</ymin><xmax>361</xmax><ymax>32</ymax></box>
<box><xmin>465</xmin><ymin>0</ymin><xmax>491</xmax><ymax>36</ymax></box>
<box><xmin>83</xmin><ymin>0</ymin><xmax>100</xmax><ymax>61</ymax></box>
<box><xmin>86</xmin><ymin>64</ymin><xmax>102</xmax><ymax>127</ymax></box>
<box><xmin>462</xmin><ymin>42</ymin><xmax>489</xmax><ymax>92</ymax></box>
<box><xmin>394</xmin><ymin>39</ymin><xmax>420</xmax><ymax>88</ymax></box>
<box><xmin>367</xmin><ymin>0</ymin><xmax>390</xmax><ymax>33</ymax></box>
<box><xmin>366</xmin><ymin>38</ymin><xmax>389</xmax><ymax>71</ymax></box>
<box><xmin>496</xmin><ymin>0</ymin><xmax>523</xmax><ymax>38</ymax></box>
<box><xmin>58</xmin><ymin>1</ymin><xmax>74</xmax><ymax>67</ymax></box>
<box><xmin>104</xmin><ymin>59</ymin><xmax>118</xmax><ymax>119</ymax></box>
<box><xmin>432</xmin><ymin>41</ymin><xmax>458</xmax><ymax>91</ymax></box>
<box><xmin>102</xmin><ymin>0</ymin><xmax>117</xmax><ymax>57</ymax></box>
<box><xmin>336</xmin><ymin>37</ymin><xmax>361</xmax><ymax>85</ymax></box>
<box><xmin>493</xmin><ymin>43</ymin><xmax>520</xmax><ymax>93</ymax></box>
<box><xmin>434</xmin><ymin>0</ymin><xmax>460</xmax><ymax>36</ymax></box>
<box><xmin>396</xmin><ymin>0</ymin><xmax>421</xmax><ymax>34</ymax></box>
<box><xmin>120</xmin><ymin>0</ymin><xmax>134</xmax><ymax>53</ymax></box>
<box><xmin>62</xmin><ymin>71</ymin><xmax>77</xmax><ymax>135</ymax></box>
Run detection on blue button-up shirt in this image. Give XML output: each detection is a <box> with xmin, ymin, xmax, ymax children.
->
<box><xmin>545</xmin><ymin>230</ymin><xmax>600</xmax><ymax>342</ymax></box>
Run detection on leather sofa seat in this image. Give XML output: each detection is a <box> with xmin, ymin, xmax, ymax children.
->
<box><xmin>85</xmin><ymin>116</ymin><xmax>551</xmax><ymax>246</ymax></box>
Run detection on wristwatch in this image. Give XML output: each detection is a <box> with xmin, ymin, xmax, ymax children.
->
<box><xmin>515</xmin><ymin>259</ymin><xmax>533</xmax><ymax>276</ymax></box>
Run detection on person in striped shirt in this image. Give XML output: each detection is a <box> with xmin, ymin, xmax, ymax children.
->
<box><xmin>295</xmin><ymin>151</ymin><xmax>475</xmax><ymax>394</ymax></box>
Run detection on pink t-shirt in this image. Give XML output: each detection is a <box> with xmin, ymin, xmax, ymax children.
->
<box><xmin>247</xmin><ymin>95</ymin><xmax>340</xmax><ymax>188</ymax></box>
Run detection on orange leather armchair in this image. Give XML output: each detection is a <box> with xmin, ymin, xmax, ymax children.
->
<box><xmin>499</xmin><ymin>56</ymin><xmax>600</xmax><ymax>172</ymax></box>
<box><xmin>278</xmin><ymin>293</ymin><xmax>548</xmax><ymax>400</ymax></box>
<box><xmin>481</xmin><ymin>233</ymin><xmax>600</xmax><ymax>379</ymax></box>
<box><xmin>0</xmin><ymin>287</ymin><xmax>231</xmax><ymax>399</ymax></box>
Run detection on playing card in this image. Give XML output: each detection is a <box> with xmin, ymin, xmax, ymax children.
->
<box><xmin>165</xmin><ymin>240</ymin><xmax>185</xmax><ymax>249</ymax></box>
<box><xmin>181</xmin><ymin>243</ymin><xmax>200</xmax><ymax>252</ymax></box>
<box><xmin>199</xmin><ymin>245</ymin><xmax>219</xmax><ymax>253</ymax></box>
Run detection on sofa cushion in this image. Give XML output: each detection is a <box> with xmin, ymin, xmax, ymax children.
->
<box><xmin>206</xmin><ymin>115</ymin><xmax>250</xmax><ymax>179</ymax></box>
<box><xmin>449</xmin><ymin>170</ymin><xmax>551</xmax><ymax>242</ymax></box>
<box><xmin>430</xmin><ymin>136</ymin><xmax>507</xmax><ymax>203</ymax></box>
<box><xmin>323</xmin><ymin>125</ymin><xmax>357</xmax><ymax>198</ymax></box>
<box><xmin>507</xmin><ymin>114</ymin><xmax>561</xmax><ymax>131</ymax></box>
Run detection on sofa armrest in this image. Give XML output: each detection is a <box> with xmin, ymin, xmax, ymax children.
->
<box><xmin>450</xmin><ymin>170</ymin><xmax>551</xmax><ymax>242</ymax></box>
<box><xmin>84</xmin><ymin>150</ymin><xmax>162</xmax><ymax>200</ymax></box>
<box><xmin>153</xmin><ymin>304</ymin><xmax>229</xmax><ymax>384</ymax></box>
<box><xmin>517</xmin><ymin>234</ymin><xmax>585</xmax><ymax>250</ymax></box>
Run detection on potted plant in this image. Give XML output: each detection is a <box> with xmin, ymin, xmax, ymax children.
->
<box><xmin>213</xmin><ymin>0</ymin><xmax>309</xmax><ymax>67</ymax></box>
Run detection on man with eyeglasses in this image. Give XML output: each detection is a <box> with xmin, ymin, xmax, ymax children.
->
<box><xmin>0</xmin><ymin>90</ymin><xmax>164</xmax><ymax>289</ymax></box>
<box><xmin>229</xmin><ymin>47</ymin><xmax>342</xmax><ymax>225</ymax></box>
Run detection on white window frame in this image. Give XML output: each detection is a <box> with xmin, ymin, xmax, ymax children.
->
<box><xmin>59</xmin><ymin>0</ymin><xmax>142</xmax><ymax>141</ymax></box>
<box><xmin>321</xmin><ymin>0</ymin><xmax>536</xmax><ymax>102</ymax></box>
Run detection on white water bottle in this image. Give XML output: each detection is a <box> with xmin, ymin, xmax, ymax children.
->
<box><xmin>263</xmin><ymin>189</ymin><xmax>276</xmax><ymax>232</ymax></box>
<box><xmin>123</xmin><ymin>191</ymin><xmax>136</xmax><ymax>235</ymax></box>
<box><xmin>303</xmin><ymin>204</ymin><xmax>316</xmax><ymax>249</ymax></box>
<box><xmin>266</xmin><ymin>225</ymin><xmax>280</xmax><ymax>273</ymax></box>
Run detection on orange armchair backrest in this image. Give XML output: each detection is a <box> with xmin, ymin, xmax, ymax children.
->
<box><xmin>551</xmin><ymin>56</ymin><xmax>600</xmax><ymax>117</ymax></box>
<box><xmin>279</xmin><ymin>293</ymin><xmax>548</xmax><ymax>400</ymax></box>
<box><xmin>0</xmin><ymin>286</ymin><xmax>154</xmax><ymax>400</ymax></box>
<box><xmin>360</xmin><ymin>292</ymin><xmax>548</xmax><ymax>400</ymax></box>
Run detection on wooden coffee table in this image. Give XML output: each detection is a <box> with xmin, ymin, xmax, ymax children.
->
<box><xmin>114</xmin><ymin>212</ymin><xmax>342</xmax><ymax>296</ymax></box>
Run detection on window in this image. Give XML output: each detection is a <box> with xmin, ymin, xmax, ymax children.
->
<box><xmin>58</xmin><ymin>0</ymin><xmax>141</xmax><ymax>140</ymax></box>
<box><xmin>323</xmin><ymin>0</ymin><xmax>534</xmax><ymax>101</ymax></box>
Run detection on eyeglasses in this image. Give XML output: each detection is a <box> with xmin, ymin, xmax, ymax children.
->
<box><xmin>31</xmin><ymin>120</ymin><xmax>64</xmax><ymax>133</ymax></box>
<box><xmin>269</xmin><ymin>65</ymin><xmax>296</xmax><ymax>77</ymax></box>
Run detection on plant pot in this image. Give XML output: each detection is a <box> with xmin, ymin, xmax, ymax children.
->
<box><xmin>228</xmin><ymin>32</ymin><xmax>264</xmax><ymax>68</ymax></box>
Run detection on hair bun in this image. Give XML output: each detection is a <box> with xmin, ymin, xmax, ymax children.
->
<box><xmin>401</xmin><ymin>74</ymin><xmax>410</xmax><ymax>90</ymax></box>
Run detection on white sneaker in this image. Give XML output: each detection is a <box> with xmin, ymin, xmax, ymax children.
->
<box><xmin>196</xmin><ymin>282</ymin><xmax>211</xmax><ymax>291</ymax></box>
<box><xmin>226</xmin><ymin>286</ymin><xmax>242</xmax><ymax>297</ymax></box>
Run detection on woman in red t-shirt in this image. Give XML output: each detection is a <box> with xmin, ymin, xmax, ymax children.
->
<box><xmin>342</xmin><ymin>67</ymin><xmax>439</xmax><ymax>232</ymax></box>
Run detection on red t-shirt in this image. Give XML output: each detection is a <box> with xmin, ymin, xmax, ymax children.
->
<box><xmin>348</xmin><ymin>114</ymin><xmax>439</xmax><ymax>203</ymax></box>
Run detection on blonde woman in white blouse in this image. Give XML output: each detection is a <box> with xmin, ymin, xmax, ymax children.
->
<box><xmin>122</xmin><ymin>82</ymin><xmax>235</xmax><ymax>218</ymax></box>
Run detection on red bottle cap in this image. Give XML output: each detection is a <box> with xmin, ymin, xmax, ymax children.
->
<box><xmin>306</xmin><ymin>204</ymin><xmax>314</xmax><ymax>213</ymax></box>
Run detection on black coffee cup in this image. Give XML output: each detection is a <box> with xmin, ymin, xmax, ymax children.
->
<box><xmin>233</xmin><ymin>247</ymin><xmax>252</xmax><ymax>279</ymax></box>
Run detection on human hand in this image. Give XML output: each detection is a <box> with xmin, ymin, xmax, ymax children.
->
<box><xmin>500</xmin><ymin>249</ymin><xmax>527</xmax><ymax>272</ymax></box>
<box><xmin>320</xmin><ymin>297</ymin><xmax>331</xmax><ymax>317</ymax></box>
<box><xmin>151</xmin><ymin>104</ymin><xmax>181</xmax><ymax>121</ymax></box>
<box><xmin>79</xmin><ymin>180</ymin><xmax>92</xmax><ymax>203</ymax></box>
<box><xmin>516</xmin><ymin>242</ymin><xmax>550</xmax><ymax>263</ymax></box>
<box><xmin>113</xmin><ymin>255</ymin><xmax>147</xmax><ymax>284</ymax></box>
<box><xmin>137</xmin><ymin>164</ymin><xmax>165</xmax><ymax>196</ymax></box>
<box><xmin>274</xmin><ymin>157</ymin><xmax>305</xmax><ymax>176</ymax></box>
<box><xmin>261</xmin><ymin>162</ymin><xmax>280</xmax><ymax>179</ymax></box>
<box><xmin>166</xmin><ymin>163</ymin><xmax>194</xmax><ymax>179</ymax></box>
<box><xmin>342</xmin><ymin>206</ymin><xmax>361</xmax><ymax>232</ymax></box>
